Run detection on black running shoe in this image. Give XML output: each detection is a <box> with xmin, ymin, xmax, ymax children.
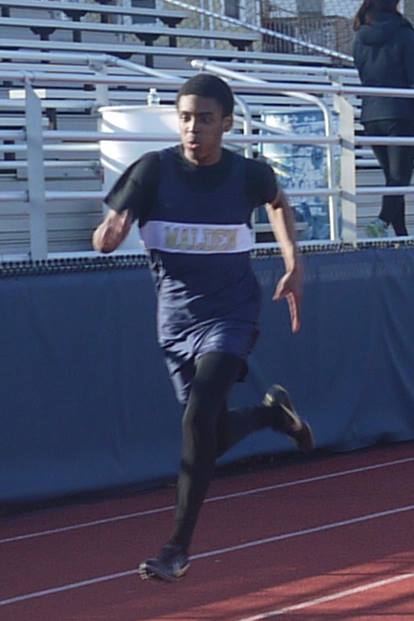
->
<box><xmin>263</xmin><ymin>384</ymin><xmax>315</xmax><ymax>455</ymax></box>
<box><xmin>138</xmin><ymin>544</ymin><xmax>190</xmax><ymax>582</ymax></box>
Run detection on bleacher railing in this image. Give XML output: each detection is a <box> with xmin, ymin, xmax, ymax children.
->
<box><xmin>191</xmin><ymin>59</ymin><xmax>339</xmax><ymax>241</ymax></box>
<box><xmin>165</xmin><ymin>0</ymin><xmax>353</xmax><ymax>63</ymax></box>
<box><xmin>1</xmin><ymin>52</ymin><xmax>414</xmax><ymax>261</ymax></box>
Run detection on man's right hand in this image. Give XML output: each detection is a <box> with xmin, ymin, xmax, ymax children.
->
<box><xmin>92</xmin><ymin>208</ymin><xmax>133</xmax><ymax>253</ymax></box>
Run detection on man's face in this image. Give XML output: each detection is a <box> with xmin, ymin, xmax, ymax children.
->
<box><xmin>177</xmin><ymin>94</ymin><xmax>233</xmax><ymax>166</ymax></box>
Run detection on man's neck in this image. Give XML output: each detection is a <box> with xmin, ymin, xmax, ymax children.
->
<box><xmin>181</xmin><ymin>146</ymin><xmax>222</xmax><ymax>167</ymax></box>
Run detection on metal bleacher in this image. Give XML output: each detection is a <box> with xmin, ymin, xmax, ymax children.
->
<box><xmin>0</xmin><ymin>16</ymin><xmax>257</xmax><ymax>48</ymax></box>
<box><xmin>0</xmin><ymin>1</ymin><xmax>413</xmax><ymax>258</ymax></box>
<box><xmin>0</xmin><ymin>0</ymin><xmax>257</xmax><ymax>69</ymax></box>
<box><xmin>0</xmin><ymin>0</ymin><xmax>188</xmax><ymax>26</ymax></box>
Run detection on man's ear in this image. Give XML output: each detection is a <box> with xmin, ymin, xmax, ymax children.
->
<box><xmin>223</xmin><ymin>114</ymin><xmax>233</xmax><ymax>133</ymax></box>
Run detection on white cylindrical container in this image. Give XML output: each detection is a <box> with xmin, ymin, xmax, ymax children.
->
<box><xmin>99</xmin><ymin>105</ymin><xmax>179</xmax><ymax>250</ymax></box>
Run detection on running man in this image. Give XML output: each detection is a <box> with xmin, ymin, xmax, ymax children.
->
<box><xmin>93</xmin><ymin>74</ymin><xmax>314</xmax><ymax>582</ymax></box>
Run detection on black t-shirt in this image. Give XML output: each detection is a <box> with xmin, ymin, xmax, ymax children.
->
<box><xmin>105</xmin><ymin>146</ymin><xmax>279</xmax><ymax>369</ymax></box>
<box><xmin>105</xmin><ymin>145</ymin><xmax>278</xmax><ymax>224</ymax></box>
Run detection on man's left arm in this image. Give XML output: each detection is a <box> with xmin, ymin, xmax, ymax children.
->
<box><xmin>265</xmin><ymin>188</ymin><xmax>303</xmax><ymax>333</ymax></box>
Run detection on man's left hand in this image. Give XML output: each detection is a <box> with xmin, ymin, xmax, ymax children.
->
<box><xmin>273</xmin><ymin>265</ymin><xmax>303</xmax><ymax>333</ymax></box>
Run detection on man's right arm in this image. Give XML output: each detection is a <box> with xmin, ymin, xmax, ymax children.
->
<box><xmin>92</xmin><ymin>151</ymin><xmax>160</xmax><ymax>253</ymax></box>
<box><xmin>92</xmin><ymin>208</ymin><xmax>133</xmax><ymax>253</ymax></box>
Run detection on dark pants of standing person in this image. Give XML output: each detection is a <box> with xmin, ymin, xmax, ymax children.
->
<box><xmin>168</xmin><ymin>351</ymin><xmax>272</xmax><ymax>553</ymax></box>
<box><xmin>364</xmin><ymin>119</ymin><xmax>414</xmax><ymax>236</ymax></box>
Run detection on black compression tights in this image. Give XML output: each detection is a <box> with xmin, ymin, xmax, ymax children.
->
<box><xmin>168</xmin><ymin>351</ymin><xmax>270</xmax><ymax>553</ymax></box>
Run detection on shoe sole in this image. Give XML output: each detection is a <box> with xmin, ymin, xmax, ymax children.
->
<box><xmin>263</xmin><ymin>385</ymin><xmax>302</xmax><ymax>431</ymax></box>
<box><xmin>294</xmin><ymin>420</ymin><xmax>315</xmax><ymax>455</ymax></box>
<box><xmin>264</xmin><ymin>385</ymin><xmax>315</xmax><ymax>454</ymax></box>
<box><xmin>138</xmin><ymin>560</ymin><xmax>190</xmax><ymax>582</ymax></box>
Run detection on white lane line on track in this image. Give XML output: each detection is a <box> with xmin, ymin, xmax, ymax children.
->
<box><xmin>1</xmin><ymin>503</ymin><xmax>414</xmax><ymax>608</ymax></box>
<box><xmin>2</xmin><ymin>456</ymin><xmax>414</xmax><ymax>545</ymax></box>
<box><xmin>0</xmin><ymin>570</ymin><xmax>137</xmax><ymax>607</ymax></box>
<box><xmin>190</xmin><ymin>503</ymin><xmax>414</xmax><ymax>560</ymax></box>
<box><xmin>237</xmin><ymin>573</ymin><xmax>414</xmax><ymax>620</ymax></box>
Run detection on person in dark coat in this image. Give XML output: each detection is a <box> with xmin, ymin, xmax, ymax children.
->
<box><xmin>353</xmin><ymin>0</ymin><xmax>414</xmax><ymax>237</ymax></box>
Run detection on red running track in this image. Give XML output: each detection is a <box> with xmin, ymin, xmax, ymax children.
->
<box><xmin>1</xmin><ymin>442</ymin><xmax>414</xmax><ymax>620</ymax></box>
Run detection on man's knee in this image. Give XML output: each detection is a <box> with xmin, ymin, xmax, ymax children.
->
<box><xmin>182</xmin><ymin>394</ymin><xmax>215</xmax><ymax>435</ymax></box>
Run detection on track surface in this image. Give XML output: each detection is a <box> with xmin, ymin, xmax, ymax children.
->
<box><xmin>1</xmin><ymin>442</ymin><xmax>414</xmax><ymax>620</ymax></box>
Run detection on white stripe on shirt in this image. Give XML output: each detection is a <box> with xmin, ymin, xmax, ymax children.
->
<box><xmin>140</xmin><ymin>220</ymin><xmax>254</xmax><ymax>254</ymax></box>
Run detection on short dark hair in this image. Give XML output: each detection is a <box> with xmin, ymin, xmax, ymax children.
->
<box><xmin>176</xmin><ymin>73</ymin><xmax>234</xmax><ymax>116</ymax></box>
<box><xmin>353</xmin><ymin>0</ymin><xmax>400</xmax><ymax>30</ymax></box>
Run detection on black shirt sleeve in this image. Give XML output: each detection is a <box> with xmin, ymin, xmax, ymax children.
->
<box><xmin>246</xmin><ymin>158</ymin><xmax>278</xmax><ymax>207</ymax></box>
<box><xmin>104</xmin><ymin>151</ymin><xmax>160</xmax><ymax>225</ymax></box>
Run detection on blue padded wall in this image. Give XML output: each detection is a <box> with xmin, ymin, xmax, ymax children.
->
<box><xmin>1</xmin><ymin>248</ymin><xmax>414</xmax><ymax>502</ymax></box>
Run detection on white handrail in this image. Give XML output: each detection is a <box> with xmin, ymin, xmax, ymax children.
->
<box><xmin>0</xmin><ymin>51</ymin><xmax>183</xmax><ymax>81</ymax></box>
<box><xmin>0</xmin><ymin>131</ymin><xmax>25</xmax><ymax>140</ymax></box>
<box><xmin>2</xmin><ymin>65</ymin><xmax>414</xmax><ymax>100</ymax></box>
<box><xmin>41</xmin><ymin>131</ymin><xmax>338</xmax><ymax>144</ymax></box>
<box><xmin>0</xmin><ymin>192</ymin><xmax>27</xmax><ymax>202</ymax></box>
<box><xmin>205</xmin><ymin>61</ymin><xmax>358</xmax><ymax>79</ymax></box>
<box><xmin>0</xmin><ymin>160</ymin><xmax>98</xmax><ymax>169</ymax></box>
